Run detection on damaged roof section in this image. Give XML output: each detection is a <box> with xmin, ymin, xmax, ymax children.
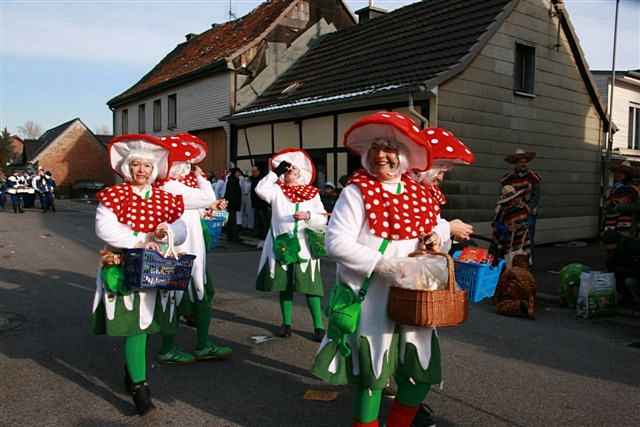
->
<box><xmin>234</xmin><ymin>0</ymin><xmax>512</xmax><ymax>118</ymax></box>
<box><xmin>108</xmin><ymin>0</ymin><xmax>300</xmax><ymax>107</ymax></box>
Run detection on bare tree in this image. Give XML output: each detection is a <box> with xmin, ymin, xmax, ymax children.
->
<box><xmin>94</xmin><ymin>124</ymin><xmax>111</xmax><ymax>134</ymax></box>
<box><xmin>17</xmin><ymin>121</ymin><xmax>42</xmax><ymax>139</ymax></box>
<box><xmin>0</xmin><ymin>128</ymin><xmax>12</xmax><ymax>172</ymax></box>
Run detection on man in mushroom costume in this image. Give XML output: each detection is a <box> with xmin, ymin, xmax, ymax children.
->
<box><xmin>501</xmin><ymin>149</ymin><xmax>541</xmax><ymax>255</ymax></box>
<box><xmin>255</xmin><ymin>148</ymin><xmax>328</xmax><ymax>341</ymax></box>
<box><xmin>311</xmin><ymin>112</ymin><xmax>447</xmax><ymax>427</ymax></box>
<box><xmin>414</xmin><ymin>128</ymin><xmax>476</xmax><ymax>249</ymax></box>
<box><xmin>155</xmin><ymin>133</ymin><xmax>232</xmax><ymax>364</ymax></box>
<box><xmin>91</xmin><ymin>134</ymin><xmax>188</xmax><ymax>415</ymax></box>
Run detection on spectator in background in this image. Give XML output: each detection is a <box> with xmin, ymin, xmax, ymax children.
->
<box><xmin>240</xmin><ymin>170</ymin><xmax>254</xmax><ymax>230</ymax></box>
<box><xmin>250</xmin><ymin>165</ymin><xmax>270</xmax><ymax>248</ymax></box>
<box><xmin>214</xmin><ymin>170</ymin><xmax>227</xmax><ymax>199</ymax></box>
<box><xmin>320</xmin><ymin>181</ymin><xmax>338</xmax><ymax>213</ymax></box>
<box><xmin>224</xmin><ymin>168</ymin><xmax>243</xmax><ymax>242</ymax></box>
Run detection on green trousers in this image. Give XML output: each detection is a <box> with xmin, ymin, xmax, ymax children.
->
<box><xmin>124</xmin><ymin>334</ymin><xmax>147</xmax><ymax>383</ymax></box>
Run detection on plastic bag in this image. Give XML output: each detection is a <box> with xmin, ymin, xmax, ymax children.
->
<box><xmin>576</xmin><ymin>271</ymin><xmax>616</xmax><ymax>318</ymax></box>
<box><xmin>559</xmin><ymin>263</ymin><xmax>590</xmax><ymax>308</ymax></box>
<box><xmin>383</xmin><ymin>255</ymin><xmax>449</xmax><ymax>291</ymax></box>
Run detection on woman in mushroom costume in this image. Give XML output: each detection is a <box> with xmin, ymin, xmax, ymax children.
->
<box><xmin>155</xmin><ymin>133</ymin><xmax>232</xmax><ymax>365</ymax></box>
<box><xmin>255</xmin><ymin>148</ymin><xmax>328</xmax><ymax>341</ymax></box>
<box><xmin>311</xmin><ymin>112</ymin><xmax>446</xmax><ymax>427</ymax></box>
<box><xmin>414</xmin><ymin>128</ymin><xmax>476</xmax><ymax>249</ymax></box>
<box><xmin>91</xmin><ymin>134</ymin><xmax>188</xmax><ymax>415</ymax></box>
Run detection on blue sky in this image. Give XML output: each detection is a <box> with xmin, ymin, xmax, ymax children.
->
<box><xmin>1</xmin><ymin>0</ymin><xmax>638</xmax><ymax>135</ymax></box>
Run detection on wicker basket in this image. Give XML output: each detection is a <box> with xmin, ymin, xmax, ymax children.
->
<box><xmin>387</xmin><ymin>252</ymin><xmax>468</xmax><ymax>327</ymax></box>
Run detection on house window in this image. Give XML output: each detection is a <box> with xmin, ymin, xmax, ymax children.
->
<box><xmin>629</xmin><ymin>105</ymin><xmax>640</xmax><ymax>150</ymax></box>
<box><xmin>514</xmin><ymin>43</ymin><xmax>535</xmax><ymax>95</ymax></box>
<box><xmin>138</xmin><ymin>104</ymin><xmax>146</xmax><ymax>133</ymax></box>
<box><xmin>153</xmin><ymin>99</ymin><xmax>162</xmax><ymax>132</ymax></box>
<box><xmin>168</xmin><ymin>94</ymin><xmax>177</xmax><ymax>129</ymax></box>
<box><xmin>122</xmin><ymin>109</ymin><xmax>128</xmax><ymax>134</ymax></box>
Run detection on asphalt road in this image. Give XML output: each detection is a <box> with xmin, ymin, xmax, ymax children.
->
<box><xmin>1</xmin><ymin>201</ymin><xmax>639</xmax><ymax>426</ymax></box>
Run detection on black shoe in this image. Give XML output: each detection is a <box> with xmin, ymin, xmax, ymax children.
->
<box><xmin>131</xmin><ymin>381</ymin><xmax>155</xmax><ymax>416</ymax></box>
<box><xmin>412</xmin><ymin>403</ymin><xmax>436</xmax><ymax>427</ymax></box>
<box><xmin>278</xmin><ymin>325</ymin><xmax>292</xmax><ymax>338</ymax></box>
<box><xmin>124</xmin><ymin>366</ymin><xmax>133</xmax><ymax>393</ymax></box>
<box><xmin>312</xmin><ymin>328</ymin><xmax>325</xmax><ymax>342</ymax></box>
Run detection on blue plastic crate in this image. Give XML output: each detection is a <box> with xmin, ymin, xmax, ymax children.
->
<box><xmin>202</xmin><ymin>211</ymin><xmax>228</xmax><ymax>251</ymax></box>
<box><xmin>453</xmin><ymin>251</ymin><xmax>505</xmax><ymax>303</ymax></box>
<box><xmin>122</xmin><ymin>249</ymin><xmax>195</xmax><ymax>291</ymax></box>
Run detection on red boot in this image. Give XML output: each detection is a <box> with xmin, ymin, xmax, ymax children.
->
<box><xmin>352</xmin><ymin>420</ymin><xmax>379</xmax><ymax>427</ymax></box>
<box><xmin>386</xmin><ymin>400</ymin><xmax>419</xmax><ymax>427</ymax></box>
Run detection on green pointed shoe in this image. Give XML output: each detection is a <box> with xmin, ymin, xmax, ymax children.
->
<box><xmin>157</xmin><ymin>348</ymin><xmax>196</xmax><ymax>366</ymax></box>
<box><xmin>193</xmin><ymin>343</ymin><xmax>233</xmax><ymax>361</ymax></box>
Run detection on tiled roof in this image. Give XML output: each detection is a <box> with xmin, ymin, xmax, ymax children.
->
<box><xmin>236</xmin><ymin>0</ymin><xmax>512</xmax><ymax>117</ymax></box>
<box><xmin>95</xmin><ymin>134</ymin><xmax>113</xmax><ymax>147</ymax></box>
<box><xmin>25</xmin><ymin>119</ymin><xmax>78</xmax><ymax>161</ymax></box>
<box><xmin>108</xmin><ymin>0</ymin><xmax>296</xmax><ymax>107</ymax></box>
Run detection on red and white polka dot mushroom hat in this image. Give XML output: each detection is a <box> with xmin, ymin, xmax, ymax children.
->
<box><xmin>271</xmin><ymin>148</ymin><xmax>316</xmax><ymax>186</ymax></box>
<box><xmin>343</xmin><ymin>111</ymin><xmax>431</xmax><ymax>171</ymax></box>
<box><xmin>422</xmin><ymin>128</ymin><xmax>475</xmax><ymax>167</ymax></box>
<box><xmin>160</xmin><ymin>133</ymin><xmax>207</xmax><ymax>164</ymax></box>
<box><xmin>108</xmin><ymin>134</ymin><xmax>170</xmax><ymax>180</ymax></box>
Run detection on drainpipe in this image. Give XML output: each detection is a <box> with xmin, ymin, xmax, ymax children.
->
<box><xmin>408</xmin><ymin>92</ymin><xmax>429</xmax><ymax>128</ymax></box>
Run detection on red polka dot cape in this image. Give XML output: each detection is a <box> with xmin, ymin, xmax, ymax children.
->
<box><xmin>348</xmin><ymin>170</ymin><xmax>437</xmax><ymax>240</ymax></box>
<box><xmin>428</xmin><ymin>184</ymin><xmax>447</xmax><ymax>213</ymax></box>
<box><xmin>96</xmin><ymin>183</ymin><xmax>185</xmax><ymax>233</ymax></box>
<box><xmin>276</xmin><ymin>181</ymin><xmax>319</xmax><ymax>203</ymax></box>
<box><xmin>155</xmin><ymin>172</ymin><xmax>199</xmax><ymax>189</ymax></box>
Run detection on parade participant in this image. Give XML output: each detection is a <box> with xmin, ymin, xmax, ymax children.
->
<box><xmin>415</xmin><ymin>128</ymin><xmax>476</xmax><ymax>250</ymax></box>
<box><xmin>6</xmin><ymin>171</ymin><xmax>25</xmax><ymax>213</ymax></box>
<box><xmin>0</xmin><ymin>172</ymin><xmax>6</xmax><ymax>209</ymax></box>
<box><xmin>156</xmin><ymin>133</ymin><xmax>232</xmax><ymax>364</ymax></box>
<box><xmin>91</xmin><ymin>134</ymin><xmax>187</xmax><ymax>415</ymax></box>
<box><xmin>603</xmin><ymin>160</ymin><xmax>639</xmax><ymax>304</ymax></box>
<box><xmin>44</xmin><ymin>171</ymin><xmax>56</xmax><ymax>212</ymax></box>
<box><xmin>312</xmin><ymin>112</ymin><xmax>445</xmax><ymax>427</ymax></box>
<box><xmin>501</xmin><ymin>149</ymin><xmax>541</xmax><ymax>252</ymax></box>
<box><xmin>32</xmin><ymin>167</ymin><xmax>54</xmax><ymax>212</ymax></box>
<box><xmin>492</xmin><ymin>185</ymin><xmax>530</xmax><ymax>264</ymax></box>
<box><xmin>603</xmin><ymin>160</ymin><xmax>639</xmax><ymax>238</ymax></box>
<box><xmin>255</xmin><ymin>148</ymin><xmax>327</xmax><ymax>341</ymax></box>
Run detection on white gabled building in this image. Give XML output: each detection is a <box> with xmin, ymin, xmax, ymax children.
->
<box><xmin>107</xmin><ymin>0</ymin><xmax>355</xmax><ymax>176</ymax></box>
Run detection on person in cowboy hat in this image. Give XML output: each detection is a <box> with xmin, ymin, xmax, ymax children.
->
<box><xmin>91</xmin><ymin>134</ymin><xmax>189</xmax><ymax>415</ymax></box>
<box><xmin>602</xmin><ymin>160</ymin><xmax>639</xmax><ymax>304</ymax></box>
<box><xmin>311</xmin><ymin>112</ymin><xmax>446</xmax><ymax>427</ymax></box>
<box><xmin>603</xmin><ymin>160</ymin><xmax>639</xmax><ymax>239</ymax></box>
<box><xmin>255</xmin><ymin>148</ymin><xmax>328</xmax><ymax>341</ymax></box>
<box><xmin>502</xmin><ymin>148</ymin><xmax>540</xmax><ymax>233</ymax></box>
<box><xmin>155</xmin><ymin>133</ymin><xmax>233</xmax><ymax>365</ymax></box>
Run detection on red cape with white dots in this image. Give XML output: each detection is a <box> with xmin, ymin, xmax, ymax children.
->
<box><xmin>348</xmin><ymin>170</ymin><xmax>438</xmax><ymax>240</ymax></box>
<box><xmin>276</xmin><ymin>181</ymin><xmax>319</xmax><ymax>203</ymax></box>
<box><xmin>96</xmin><ymin>183</ymin><xmax>185</xmax><ymax>233</ymax></box>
